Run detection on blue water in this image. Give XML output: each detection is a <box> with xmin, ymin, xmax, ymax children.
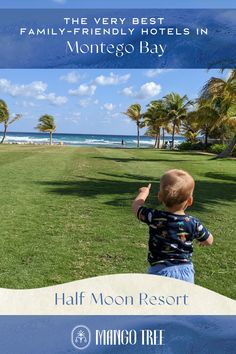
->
<box><xmin>1</xmin><ymin>132</ymin><xmax>185</xmax><ymax>148</ymax></box>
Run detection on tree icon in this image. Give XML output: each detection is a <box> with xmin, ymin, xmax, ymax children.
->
<box><xmin>75</xmin><ymin>330</ymin><xmax>87</xmax><ymax>344</ymax></box>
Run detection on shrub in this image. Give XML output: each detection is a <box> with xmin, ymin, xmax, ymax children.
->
<box><xmin>177</xmin><ymin>141</ymin><xmax>236</xmax><ymax>156</ymax></box>
<box><xmin>208</xmin><ymin>143</ymin><xmax>236</xmax><ymax>157</ymax></box>
<box><xmin>208</xmin><ymin>144</ymin><xmax>226</xmax><ymax>154</ymax></box>
<box><xmin>177</xmin><ymin>141</ymin><xmax>205</xmax><ymax>151</ymax></box>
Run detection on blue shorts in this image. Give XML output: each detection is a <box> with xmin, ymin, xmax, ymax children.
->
<box><xmin>148</xmin><ymin>263</ymin><xmax>195</xmax><ymax>283</ymax></box>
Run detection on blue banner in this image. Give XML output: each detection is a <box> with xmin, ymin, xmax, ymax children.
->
<box><xmin>0</xmin><ymin>316</ymin><xmax>235</xmax><ymax>353</ymax></box>
<box><xmin>0</xmin><ymin>9</ymin><xmax>235</xmax><ymax>68</ymax></box>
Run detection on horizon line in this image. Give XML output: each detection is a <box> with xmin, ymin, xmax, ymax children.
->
<box><xmin>0</xmin><ymin>131</ymin><xmax>183</xmax><ymax>137</ymax></box>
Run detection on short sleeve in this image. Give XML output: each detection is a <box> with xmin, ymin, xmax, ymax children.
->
<box><xmin>194</xmin><ymin>219</ymin><xmax>211</xmax><ymax>242</ymax></box>
<box><xmin>137</xmin><ymin>206</ymin><xmax>154</xmax><ymax>225</ymax></box>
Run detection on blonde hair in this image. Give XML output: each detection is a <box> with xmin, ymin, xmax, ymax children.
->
<box><xmin>159</xmin><ymin>169</ymin><xmax>195</xmax><ymax>208</ymax></box>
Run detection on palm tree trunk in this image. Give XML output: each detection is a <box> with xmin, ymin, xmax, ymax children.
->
<box><xmin>137</xmin><ymin>122</ymin><xmax>140</xmax><ymax>148</ymax></box>
<box><xmin>157</xmin><ymin>127</ymin><xmax>160</xmax><ymax>148</ymax></box>
<box><xmin>154</xmin><ymin>134</ymin><xmax>158</xmax><ymax>148</ymax></box>
<box><xmin>171</xmin><ymin>123</ymin><xmax>176</xmax><ymax>149</ymax></box>
<box><xmin>204</xmin><ymin>130</ymin><xmax>208</xmax><ymax>148</ymax></box>
<box><xmin>217</xmin><ymin>134</ymin><xmax>236</xmax><ymax>158</ymax></box>
<box><xmin>222</xmin><ymin>134</ymin><xmax>225</xmax><ymax>145</ymax></box>
<box><xmin>50</xmin><ymin>132</ymin><xmax>53</xmax><ymax>146</ymax></box>
<box><xmin>0</xmin><ymin>123</ymin><xmax>7</xmax><ymax>144</ymax></box>
<box><xmin>162</xmin><ymin>128</ymin><xmax>165</xmax><ymax>147</ymax></box>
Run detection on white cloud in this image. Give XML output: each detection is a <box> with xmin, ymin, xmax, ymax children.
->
<box><xmin>37</xmin><ymin>93</ymin><xmax>68</xmax><ymax>106</ymax></box>
<box><xmin>64</xmin><ymin>112</ymin><xmax>81</xmax><ymax>125</ymax></box>
<box><xmin>69</xmin><ymin>84</ymin><xmax>96</xmax><ymax>96</ymax></box>
<box><xmin>111</xmin><ymin>112</ymin><xmax>121</xmax><ymax>119</ymax></box>
<box><xmin>103</xmin><ymin>103</ymin><xmax>115</xmax><ymax>111</ymax></box>
<box><xmin>123</xmin><ymin>117</ymin><xmax>132</xmax><ymax>124</ymax></box>
<box><xmin>72</xmin><ymin>112</ymin><xmax>81</xmax><ymax>120</ymax></box>
<box><xmin>21</xmin><ymin>101</ymin><xmax>36</xmax><ymax>108</ymax></box>
<box><xmin>60</xmin><ymin>72</ymin><xmax>81</xmax><ymax>84</ymax></box>
<box><xmin>78</xmin><ymin>98</ymin><xmax>91</xmax><ymax>108</ymax></box>
<box><xmin>94</xmin><ymin>73</ymin><xmax>130</xmax><ymax>86</ymax></box>
<box><xmin>64</xmin><ymin>118</ymin><xmax>79</xmax><ymax>125</ymax></box>
<box><xmin>78</xmin><ymin>98</ymin><xmax>99</xmax><ymax>108</ymax></box>
<box><xmin>138</xmin><ymin>82</ymin><xmax>161</xmax><ymax>99</ymax></box>
<box><xmin>0</xmin><ymin>79</ymin><xmax>46</xmax><ymax>96</ymax></box>
<box><xmin>121</xmin><ymin>82</ymin><xmax>161</xmax><ymax>99</ymax></box>
<box><xmin>145</xmin><ymin>69</ymin><xmax>172</xmax><ymax>78</ymax></box>
<box><xmin>0</xmin><ymin>78</ymin><xmax>67</xmax><ymax>106</ymax></box>
<box><xmin>122</xmin><ymin>86</ymin><xmax>134</xmax><ymax>97</ymax></box>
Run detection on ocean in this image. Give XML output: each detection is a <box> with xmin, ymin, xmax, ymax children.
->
<box><xmin>1</xmin><ymin>132</ymin><xmax>185</xmax><ymax>148</ymax></box>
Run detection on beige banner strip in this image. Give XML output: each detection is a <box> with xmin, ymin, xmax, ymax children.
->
<box><xmin>0</xmin><ymin>274</ymin><xmax>235</xmax><ymax>315</ymax></box>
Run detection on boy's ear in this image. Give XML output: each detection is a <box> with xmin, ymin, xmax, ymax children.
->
<box><xmin>187</xmin><ymin>196</ymin><xmax>193</xmax><ymax>206</ymax></box>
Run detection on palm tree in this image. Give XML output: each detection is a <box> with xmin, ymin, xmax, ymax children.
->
<box><xmin>182</xmin><ymin>112</ymin><xmax>201</xmax><ymax>144</ymax></box>
<box><xmin>0</xmin><ymin>99</ymin><xmax>22</xmax><ymax>144</ymax></box>
<box><xmin>200</xmin><ymin>70</ymin><xmax>236</xmax><ymax>157</ymax></box>
<box><xmin>36</xmin><ymin>114</ymin><xmax>56</xmax><ymax>145</ymax></box>
<box><xmin>187</xmin><ymin>102</ymin><xmax>221</xmax><ymax>148</ymax></box>
<box><xmin>163</xmin><ymin>93</ymin><xmax>192</xmax><ymax>148</ymax></box>
<box><xmin>218</xmin><ymin>128</ymin><xmax>236</xmax><ymax>157</ymax></box>
<box><xmin>143</xmin><ymin>100</ymin><xmax>167</xmax><ymax>148</ymax></box>
<box><xmin>217</xmin><ymin>109</ymin><xmax>236</xmax><ymax>157</ymax></box>
<box><xmin>123</xmin><ymin>104</ymin><xmax>143</xmax><ymax>147</ymax></box>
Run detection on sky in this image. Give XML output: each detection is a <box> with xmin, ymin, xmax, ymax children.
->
<box><xmin>0</xmin><ymin>0</ymin><xmax>233</xmax><ymax>135</ymax></box>
<box><xmin>0</xmin><ymin>69</ymin><xmax>228</xmax><ymax>135</ymax></box>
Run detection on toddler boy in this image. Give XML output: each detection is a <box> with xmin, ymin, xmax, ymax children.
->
<box><xmin>132</xmin><ymin>169</ymin><xmax>213</xmax><ymax>283</ymax></box>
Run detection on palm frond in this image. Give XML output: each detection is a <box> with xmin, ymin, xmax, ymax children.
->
<box><xmin>9</xmin><ymin>114</ymin><xmax>22</xmax><ymax>125</ymax></box>
<box><xmin>36</xmin><ymin>114</ymin><xmax>56</xmax><ymax>132</ymax></box>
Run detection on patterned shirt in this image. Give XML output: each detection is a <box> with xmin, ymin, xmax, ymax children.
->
<box><xmin>137</xmin><ymin>206</ymin><xmax>210</xmax><ymax>266</ymax></box>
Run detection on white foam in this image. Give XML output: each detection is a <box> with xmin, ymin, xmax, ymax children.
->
<box><xmin>132</xmin><ymin>139</ymin><xmax>156</xmax><ymax>145</ymax></box>
<box><xmin>3</xmin><ymin>136</ymin><xmax>49</xmax><ymax>143</ymax></box>
<box><xmin>1</xmin><ymin>134</ymin><xmax>184</xmax><ymax>147</ymax></box>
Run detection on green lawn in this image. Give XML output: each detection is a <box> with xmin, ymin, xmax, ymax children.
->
<box><xmin>0</xmin><ymin>145</ymin><xmax>235</xmax><ymax>298</ymax></box>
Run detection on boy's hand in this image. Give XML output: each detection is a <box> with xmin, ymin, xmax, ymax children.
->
<box><xmin>139</xmin><ymin>184</ymin><xmax>152</xmax><ymax>194</ymax></box>
<box><xmin>197</xmin><ymin>233</ymin><xmax>213</xmax><ymax>246</ymax></box>
<box><xmin>132</xmin><ymin>184</ymin><xmax>152</xmax><ymax>215</ymax></box>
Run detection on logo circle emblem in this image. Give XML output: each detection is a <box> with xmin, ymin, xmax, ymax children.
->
<box><xmin>71</xmin><ymin>325</ymin><xmax>91</xmax><ymax>350</ymax></box>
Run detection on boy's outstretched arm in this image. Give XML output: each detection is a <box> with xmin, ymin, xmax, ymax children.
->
<box><xmin>132</xmin><ymin>184</ymin><xmax>151</xmax><ymax>216</ymax></box>
<box><xmin>198</xmin><ymin>233</ymin><xmax>214</xmax><ymax>246</ymax></box>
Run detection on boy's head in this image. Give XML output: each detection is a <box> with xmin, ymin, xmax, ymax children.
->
<box><xmin>158</xmin><ymin>169</ymin><xmax>195</xmax><ymax>209</ymax></box>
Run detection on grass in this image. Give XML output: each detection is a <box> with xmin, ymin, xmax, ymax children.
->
<box><xmin>0</xmin><ymin>145</ymin><xmax>235</xmax><ymax>298</ymax></box>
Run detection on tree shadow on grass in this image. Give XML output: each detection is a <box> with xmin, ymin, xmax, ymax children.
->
<box><xmin>92</xmin><ymin>156</ymin><xmax>196</xmax><ymax>163</ymax></box>
<box><xmin>205</xmin><ymin>172</ymin><xmax>236</xmax><ymax>183</ymax></box>
<box><xmin>36</xmin><ymin>172</ymin><xmax>236</xmax><ymax>211</ymax></box>
<box><xmin>98</xmin><ymin>172</ymin><xmax>160</xmax><ymax>182</ymax></box>
<box><xmin>92</xmin><ymin>150</ymin><xmax>213</xmax><ymax>164</ymax></box>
